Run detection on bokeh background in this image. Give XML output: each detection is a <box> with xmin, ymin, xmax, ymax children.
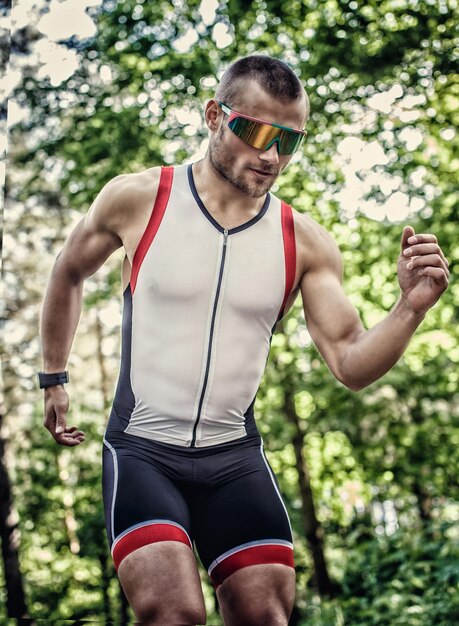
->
<box><xmin>1</xmin><ymin>0</ymin><xmax>458</xmax><ymax>623</ymax></box>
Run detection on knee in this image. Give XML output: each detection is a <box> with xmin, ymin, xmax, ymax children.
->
<box><xmin>233</xmin><ymin>603</ymin><xmax>289</xmax><ymax>626</ymax></box>
<box><xmin>135</xmin><ymin>599</ymin><xmax>206</xmax><ymax>625</ymax></box>
<box><xmin>218</xmin><ymin>565</ymin><xmax>295</xmax><ymax>626</ymax></box>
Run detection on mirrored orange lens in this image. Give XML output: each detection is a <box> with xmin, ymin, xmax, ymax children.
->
<box><xmin>228</xmin><ymin>117</ymin><xmax>304</xmax><ymax>155</ymax></box>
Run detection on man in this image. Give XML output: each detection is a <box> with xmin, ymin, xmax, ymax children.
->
<box><xmin>40</xmin><ymin>55</ymin><xmax>449</xmax><ymax>625</ymax></box>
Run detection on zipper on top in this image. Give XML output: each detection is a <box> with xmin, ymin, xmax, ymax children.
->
<box><xmin>190</xmin><ymin>229</ymin><xmax>229</xmax><ymax>447</ymax></box>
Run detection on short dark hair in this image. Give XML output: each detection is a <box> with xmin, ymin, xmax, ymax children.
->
<box><xmin>216</xmin><ymin>55</ymin><xmax>305</xmax><ymax>108</ymax></box>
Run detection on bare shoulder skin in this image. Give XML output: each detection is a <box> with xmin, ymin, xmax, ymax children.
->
<box><xmin>70</xmin><ymin>167</ymin><xmax>162</xmax><ymax>287</ymax></box>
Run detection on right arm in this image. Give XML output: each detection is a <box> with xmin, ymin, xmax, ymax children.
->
<box><xmin>41</xmin><ymin>176</ymin><xmax>133</xmax><ymax>445</ymax></box>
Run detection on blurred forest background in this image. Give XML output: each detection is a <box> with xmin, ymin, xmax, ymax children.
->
<box><xmin>1</xmin><ymin>0</ymin><xmax>458</xmax><ymax>624</ymax></box>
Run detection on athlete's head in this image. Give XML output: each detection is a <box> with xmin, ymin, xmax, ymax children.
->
<box><xmin>205</xmin><ymin>55</ymin><xmax>309</xmax><ymax>198</ymax></box>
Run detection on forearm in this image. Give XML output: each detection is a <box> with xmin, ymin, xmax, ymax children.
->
<box><xmin>41</xmin><ymin>263</ymin><xmax>84</xmax><ymax>372</ymax></box>
<box><xmin>339</xmin><ymin>297</ymin><xmax>425</xmax><ymax>391</ymax></box>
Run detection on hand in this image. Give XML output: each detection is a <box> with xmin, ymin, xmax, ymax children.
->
<box><xmin>43</xmin><ymin>386</ymin><xmax>85</xmax><ymax>446</ymax></box>
<box><xmin>398</xmin><ymin>226</ymin><xmax>449</xmax><ymax>315</ymax></box>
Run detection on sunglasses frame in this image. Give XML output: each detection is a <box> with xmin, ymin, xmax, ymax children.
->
<box><xmin>217</xmin><ymin>101</ymin><xmax>307</xmax><ymax>155</ymax></box>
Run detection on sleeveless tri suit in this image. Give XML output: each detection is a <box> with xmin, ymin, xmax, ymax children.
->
<box><xmin>103</xmin><ymin>163</ymin><xmax>297</xmax><ymax>586</ymax></box>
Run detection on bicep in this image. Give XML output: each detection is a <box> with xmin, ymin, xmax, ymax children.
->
<box><xmin>300</xmin><ymin>263</ymin><xmax>364</xmax><ymax>379</ymax></box>
<box><xmin>53</xmin><ymin>177</ymin><xmax>129</xmax><ymax>281</ymax></box>
<box><xmin>54</xmin><ymin>216</ymin><xmax>122</xmax><ymax>283</ymax></box>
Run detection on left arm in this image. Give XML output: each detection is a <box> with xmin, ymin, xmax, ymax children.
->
<box><xmin>300</xmin><ymin>225</ymin><xmax>449</xmax><ymax>391</ymax></box>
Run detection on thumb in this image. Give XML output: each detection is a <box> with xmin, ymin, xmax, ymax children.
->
<box><xmin>55</xmin><ymin>400</ymin><xmax>68</xmax><ymax>434</ymax></box>
<box><xmin>401</xmin><ymin>225</ymin><xmax>415</xmax><ymax>251</ymax></box>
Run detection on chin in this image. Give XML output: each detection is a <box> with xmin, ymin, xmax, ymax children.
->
<box><xmin>243</xmin><ymin>175</ymin><xmax>275</xmax><ymax>198</ymax></box>
<box><xmin>249</xmin><ymin>184</ymin><xmax>273</xmax><ymax>198</ymax></box>
<box><xmin>235</xmin><ymin>178</ymin><xmax>271</xmax><ymax>198</ymax></box>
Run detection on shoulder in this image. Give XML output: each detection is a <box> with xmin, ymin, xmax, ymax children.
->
<box><xmin>88</xmin><ymin>168</ymin><xmax>161</xmax><ymax>222</ymax></box>
<box><xmin>291</xmin><ymin>207</ymin><xmax>342</xmax><ymax>277</ymax></box>
<box><xmin>84</xmin><ymin>166</ymin><xmax>162</xmax><ymax>237</ymax></box>
<box><xmin>108</xmin><ymin>166</ymin><xmax>162</xmax><ymax>200</ymax></box>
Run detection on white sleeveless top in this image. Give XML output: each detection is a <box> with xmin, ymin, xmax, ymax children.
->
<box><xmin>113</xmin><ymin>163</ymin><xmax>296</xmax><ymax>447</ymax></box>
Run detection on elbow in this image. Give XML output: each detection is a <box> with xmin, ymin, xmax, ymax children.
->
<box><xmin>333</xmin><ymin>335</ymin><xmax>370</xmax><ymax>392</ymax></box>
<box><xmin>51</xmin><ymin>254</ymin><xmax>85</xmax><ymax>286</ymax></box>
<box><xmin>335</xmin><ymin>366</ymin><xmax>370</xmax><ymax>392</ymax></box>
<box><xmin>343</xmin><ymin>379</ymin><xmax>367</xmax><ymax>392</ymax></box>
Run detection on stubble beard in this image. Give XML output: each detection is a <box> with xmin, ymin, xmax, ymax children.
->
<box><xmin>208</xmin><ymin>129</ymin><xmax>278</xmax><ymax>198</ymax></box>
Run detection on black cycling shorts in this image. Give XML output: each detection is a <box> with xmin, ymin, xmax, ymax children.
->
<box><xmin>102</xmin><ymin>428</ymin><xmax>294</xmax><ymax>587</ymax></box>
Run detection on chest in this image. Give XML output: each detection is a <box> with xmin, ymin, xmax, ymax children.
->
<box><xmin>135</xmin><ymin>198</ymin><xmax>286</xmax><ymax>322</ymax></box>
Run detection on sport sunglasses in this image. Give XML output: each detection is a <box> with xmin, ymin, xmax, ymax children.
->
<box><xmin>217</xmin><ymin>101</ymin><xmax>306</xmax><ymax>155</ymax></box>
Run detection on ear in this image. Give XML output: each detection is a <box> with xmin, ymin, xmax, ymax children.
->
<box><xmin>205</xmin><ymin>99</ymin><xmax>222</xmax><ymax>133</ymax></box>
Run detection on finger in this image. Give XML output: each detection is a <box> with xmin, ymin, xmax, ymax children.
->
<box><xmin>416</xmin><ymin>266</ymin><xmax>449</xmax><ymax>286</ymax></box>
<box><xmin>56</xmin><ymin>434</ymin><xmax>85</xmax><ymax>447</ymax></box>
<box><xmin>44</xmin><ymin>406</ymin><xmax>61</xmax><ymax>434</ymax></box>
<box><xmin>404</xmin><ymin>246</ymin><xmax>450</xmax><ymax>271</ymax></box>
<box><xmin>62</xmin><ymin>426</ymin><xmax>84</xmax><ymax>436</ymax></box>
<box><xmin>406</xmin><ymin>233</ymin><xmax>438</xmax><ymax>245</ymax></box>
<box><xmin>407</xmin><ymin>254</ymin><xmax>450</xmax><ymax>277</ymax></box>
<box><xmin>54</xmin><ymin>403</ymin><xmax>68</xmax><ymax>435</ymax></box>
<box><xmin>401</xmin><ymin>225</ymin><xmax>415</xmax><ymax>251</ymax></box>
<box><xmin>56</xmin><ymin>429</ymin><xmax>85</xmax><ymax>446</ymax></box>
<box><xmin>403</xmin><ymin>243</ymin><xmax>448</xmax><ymax>264</ymax></box>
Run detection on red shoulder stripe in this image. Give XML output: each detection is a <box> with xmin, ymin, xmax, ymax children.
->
<box><xmin>278</xmin><ymin>200</ymin><xmax>297</xmax><ymax>320</ymax></box>
<box><xmin>130</xmin><ymin>165</ymin><xmax>174</xmax><ymax>294</ymax></box>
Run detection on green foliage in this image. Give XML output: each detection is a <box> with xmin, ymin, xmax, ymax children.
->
<box><xmin>340</xmin><ymin>520</ymin><xmax>459</xmax><ymax>626</ymax></box>
<box><xmin>295</xmin><ymin>518</ymin><xmax>459</xmax><ymax>625</ymax></box>
<box><xmin>3</xmin><ymin>0</ymin><xmax>458</xmax><ymax>622</ymax></box>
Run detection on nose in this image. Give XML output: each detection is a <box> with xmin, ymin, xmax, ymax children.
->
<box><xmin>258</xmin><ymin>143</ymin><xmax>279</xmax><ymax>164</ymax></box>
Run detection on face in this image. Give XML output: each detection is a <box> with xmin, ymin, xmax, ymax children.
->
<box><xmin>207</xmin><ymin>81</ymin><xmax>308</xmax><ymax>198</ymax></box>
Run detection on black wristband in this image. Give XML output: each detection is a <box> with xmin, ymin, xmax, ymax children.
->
<box><xmin>38</xmin><ymin>371</ymin><xmax>69</xmax><ymax>389</ymax></box>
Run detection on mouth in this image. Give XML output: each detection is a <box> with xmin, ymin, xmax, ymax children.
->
<box><xmin>248</xmin><ymin>167</ymin><xmax>278</xmax><ymax>180</ymax></box>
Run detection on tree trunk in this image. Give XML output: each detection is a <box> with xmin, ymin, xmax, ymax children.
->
<box><xmin>119</xmin><ymin>580</ymin><xmax>130</xmax><ymax>624</ymax></box>
<box><xmin>98</xmin><ymin>551</ymin><xmax>113</xmax><ymax>622</ymax></box>
<box><xmin>94</xmin><ymin>307</ymin><xmax>116</xmax><ymax>621</ymax></box>
<box><xmin>57</xmin><ymin>453</ymin><xmax>80</xmax><ymax>555</ymax></box>
<box><xmin>94</xmin><ymin>309</ymin><xmax>111</xmax><ymax>410</ymax></box>
<box><xmin>412</xmin><ymin>481</ymin><xmax>433</xmax><ymax>524</ymax></box>
<box><xmin>0</xmin><ymin>414</ymin><xmax>28</xmax><ymax>618</ymax></box>
<box><xmin>283</xmin><ymin>386</ymin><xmax>336</xmax><ymax>597</ymax></box>
<box><xmin>410</xmin><ymin>406</ymin><xmax>434</xmax><ymax>527</ymax></box>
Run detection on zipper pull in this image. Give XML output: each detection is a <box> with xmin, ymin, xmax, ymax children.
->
<box><xmin>223</xmin><ymin>229</ymin><xmax>229</xmax><ymax>245</ymax></box>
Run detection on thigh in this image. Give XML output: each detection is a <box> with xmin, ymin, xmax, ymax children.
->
<box><xmin>118</xmin><ymin>542</ymin><xmax>206</xmax><ymax>625</ymax></box>
<box><xmin>192</xmin><ymin>441</ymin><xmax>295</xmax><ymax>588</ymax></box>
<box><xmin>103</xmin><ymin>437</ymin><xmax>206</xmax><ymax>623</ymax></box>
<box><xmin>102</xmin><ymin>437</ymin><xmax>193</xmax><ymax>569</ymax></box>
<box><xmin>217</xmin><ymin>563</ymin><xmax>295</xmax><ymax>626</ymax></box>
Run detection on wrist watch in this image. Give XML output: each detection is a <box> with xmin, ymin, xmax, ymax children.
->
<box><xmin>38</xmin><ymin>371</ymin><xmax>69</xmax><ymax>389</ymax></box>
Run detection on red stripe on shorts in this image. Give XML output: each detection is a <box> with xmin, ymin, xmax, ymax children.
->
<box><xmin>210</xmin><ymin>543</ymin><xmax>294</xmax><ymax>587</ymax></box>
<box><xmin>112</xmin><ymin>522</ymin><xmax>191</xmax><ymax>570</ymax></box>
